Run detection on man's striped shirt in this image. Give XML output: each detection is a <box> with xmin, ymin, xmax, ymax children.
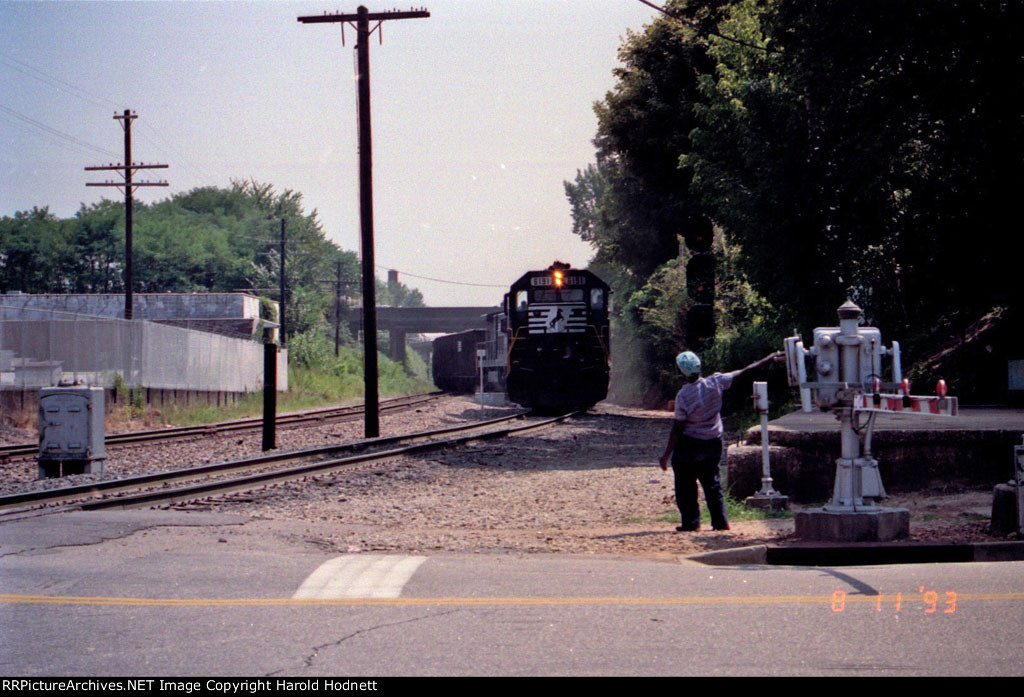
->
<box><xmin>673</xmin><ymin>371</ymin><xmax>740</xmax><ymax>440</ymax></box>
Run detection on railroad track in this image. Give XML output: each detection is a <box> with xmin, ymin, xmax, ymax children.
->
<box><xmin>0</xmin><ymin>410</ymin><xmax>578</xmax><ymax>517</ymax></box>
<box><xmin>0</xmin><ymin>391</ymin><xmax>442</xmax><ymax>462</ymax></box>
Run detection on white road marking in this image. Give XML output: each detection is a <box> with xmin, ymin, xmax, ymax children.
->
<box><xmin>292</xmin><ymin>555</ymin><xmax>427</xmax><ymax>599</ymax></box>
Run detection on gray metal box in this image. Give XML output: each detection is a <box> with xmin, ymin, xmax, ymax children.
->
<box><xmin>38</xmin><ymin>386</ymin><xmax>105</xmax><ymax>478</ymax></box>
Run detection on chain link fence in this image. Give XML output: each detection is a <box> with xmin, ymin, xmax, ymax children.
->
<box><xmin>0</xmin><ymin>304</ymin><xmax>287</xmax><ymax>394</ymax></box>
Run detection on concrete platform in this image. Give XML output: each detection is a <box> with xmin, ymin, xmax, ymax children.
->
<box><xmin>795</xmin><ymin>507</ymin><xmax>910</xmax><ymax>542</ymax></box>
<box><xmin>727</xmin><ymin>407</ymin><xmax>1024</xmax><ymax>502</ymax></box>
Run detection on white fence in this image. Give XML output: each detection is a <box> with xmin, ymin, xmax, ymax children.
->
<box><xmin>0</xmin><ymin>305</ymin><xmax>287</xmax><ymax>393</ymax></box>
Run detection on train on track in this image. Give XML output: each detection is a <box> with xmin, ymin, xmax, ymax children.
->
<box><xmin>432</xmin><ymin>262</ymin><xmax>611</xmax><ymax>411</ymax></box>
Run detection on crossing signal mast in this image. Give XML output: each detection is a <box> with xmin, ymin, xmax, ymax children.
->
<box><xmin>683</xmin><ymin>216</ymin><xmax>715</xmax><ymax>349</ymax></box>
<box><xmin>85</xmin><ymin>109</ymin><xmax>168</xmax><ymax>320</ymax></box>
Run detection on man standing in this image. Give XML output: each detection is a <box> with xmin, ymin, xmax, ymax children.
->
<box><xmin>659</xmin><ymin>350</ymin><xmax>782</xmax><ymax>532</ymax></box>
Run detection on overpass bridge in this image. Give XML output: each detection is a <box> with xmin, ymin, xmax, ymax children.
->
<box><xmin>349</xmin><ymin>306</ymin><xmax>501</xmax><ymax>363</ymax></box>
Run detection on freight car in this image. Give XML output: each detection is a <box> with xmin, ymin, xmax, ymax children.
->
<box><xmin>504</xmin><ymin>262</ymin><xmax>610</xmax><ymax>411</ymax></box>
<box><xmin>431</xmin><ymin>329</ymin><xmax>485</xmax><ymax>393</ymax></box>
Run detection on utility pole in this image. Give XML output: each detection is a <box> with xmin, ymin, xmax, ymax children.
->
<box><xmin>314</xmin><ymin>262</ymin><xmax>359</xmax><ymax>357</ymax></box>
<box><xmin>298</xmin><ymin>6</ymin><xmax>429</xmax><ymax>438</ymax></box>
<box><xmin>85</xmin><ymin>110</ymin><xmax>168</xmax><ymax>320</ymax></box>
<box><xmin>279</xmin><ymin>218</ymin><xmax>287</xmax><ymax>347</ymax></box>
<box><xmin>342</xmin><ymin>262</ymin><xmax>350</xmax><ymax>358</ymax></box>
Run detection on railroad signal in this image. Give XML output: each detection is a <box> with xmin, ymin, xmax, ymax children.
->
<box><xmin>683</xmin><ymin>216</ymin><xmax>713</xmax><ymax>254</ymax></box>
<box><xmin>686</xmin><ymin>303</ymin><xmax>715</xmax><ymax>349</ymax></box>
<box><xmin>686</xmin><ymin>252</ymin><xmax>715</xmax><ymax>304</ymax></box>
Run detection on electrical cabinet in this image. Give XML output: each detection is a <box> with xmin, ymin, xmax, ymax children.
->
<box><xmin>38</xmin><ymin>386</ymin><xmax>105</xmax><ymax>478</ymax></box>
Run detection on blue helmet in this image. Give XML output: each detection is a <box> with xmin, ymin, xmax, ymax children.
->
<box><xmin>675</xmin><ymin>351</ymin><xmax>701</xmax><ymax>377</ymax></box>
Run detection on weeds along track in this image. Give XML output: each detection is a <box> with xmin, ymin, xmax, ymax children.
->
<box><xmin>0</xmin><ymin>392</ymin><xmax>443</xmax><ymax>463</ymax></box>
<box><xmin>0</xmin><ymin>410</ymin><xmax>577</xmax><ymax>517</ymax></box>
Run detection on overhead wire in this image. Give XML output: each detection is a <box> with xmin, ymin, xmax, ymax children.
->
<box><xmin>375</xmin><ymin>265</ymin><xmax>506</xmax><ymax>289</ymax></box>
<box><xmin>0</xmin><ymin>51</ymin><xmax>211</xmax><ymax>184</ymax></box>
<box><xmin>0</xmin><ymin>51</ymin><xmax>123</xmax><ymax>111</ymax></box>
<box><xmin>0</xmin><ymin>103</ymin><xmax>119</xmax><ymax>159</ymax></box>
<box><xmin>635</xmin><ymin>0</ymin><xmax>781</xmax><ymax>55</ymax></box>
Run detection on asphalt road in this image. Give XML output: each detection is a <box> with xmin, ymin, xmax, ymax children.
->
<box><xmin>1</xmin><ymin>510</ymin><xmax>1021</xmax><ymax>676</ymax></box>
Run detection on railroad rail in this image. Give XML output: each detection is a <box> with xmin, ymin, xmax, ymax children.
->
<box><xmin>0</xmin><ymin>392</ymin><xmax>442</xmax><ymax>462</ymax></box>
<box><xmin>0</xmin><ymin>410</ymin><xmax>578</xmax><ymax>517</ymax></box>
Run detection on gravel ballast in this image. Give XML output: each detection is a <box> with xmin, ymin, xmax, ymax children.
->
<box><xmin>3</xmin><ymin>396</ymin><xmax>999</xmax><ymax>558</ymax></box>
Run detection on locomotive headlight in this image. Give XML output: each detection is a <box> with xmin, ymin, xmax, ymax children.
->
<box><xmin>554</xmin><ymin>271</ymin><xmax>563</xmax><ymax>287</ymax></box>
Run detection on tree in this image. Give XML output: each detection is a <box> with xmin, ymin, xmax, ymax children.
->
<box><xmin>689</xmin><ymin>0</ymin><xmax>1024</xmax><ymax>349</ymax></box>
<box><xmin>566</xmin><ymin>3</ymin><xmax>718</xmax><ymax>284</ymax></box>
<box><xmin>0</xmin><ymin>181</ymin><xmax>428</xmax><ymax>347</ymax></box>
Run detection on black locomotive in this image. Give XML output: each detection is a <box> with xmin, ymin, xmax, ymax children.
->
<box><xmin>504</xmin><ymin>262</ymin><xmax>611</xmax><ymax>411</ymax></box>
<box><xmin>430</xmin><ymin>262</ymin><xmax>611</xmax><ymax>410</ymax></box>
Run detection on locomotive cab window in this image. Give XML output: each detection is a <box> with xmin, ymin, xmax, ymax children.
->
<box><xmin>534</xmin><ymin>289</ymin><xmax>584</xmax><ymax>303</ymax></box>
<box><xmin>516</xmin><ymin>291</ymin><xmax>529</xmax><ymax>311</ymax></box>
<box><xmin>590</xmin><ymin>288</ymin><xmax>605</xmax><ymax>309</ymax></box>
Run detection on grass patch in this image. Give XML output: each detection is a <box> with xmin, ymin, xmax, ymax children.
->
<box><xmin>624</xmin><ymin>497</ymin><xmax>793</xmax><ymax>527</ymax></box>
<box><xmin>159</xmin><ymin>347</ymin><xmax>435</xmax><ymax>428</ymax></box>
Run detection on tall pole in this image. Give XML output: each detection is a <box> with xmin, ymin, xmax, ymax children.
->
<box><xmin>279</xmin><ymin>218</ymin><xmax>287</xmax><ymax>347</ymax></box>
<box><xmin>298</xmin><ymin>6</ymin><xmax>429</xmax><ymax>439</ymax></box>
<box><xmin>121</xmin><ymin>110</ymin><xmax>134</xmax><ymax>320</ymax></box>
<box><xmin>85</xmin><ymin>109</ymin><xmax>168</xmax><ymax>320</ymax></box>
<box><xmin>356</xmin><ymin>6</ymin><xmax>380</xmax><ymax>433</ymax></box>
<box><xmin>355</xmin><ymin>6</ymin><xmax>379</xmax><ymax>438</ymax></box>
<box><xmin>335</xmin><ymin>261</ymin><xmax>343</xmax><ymax>357</ymax></box>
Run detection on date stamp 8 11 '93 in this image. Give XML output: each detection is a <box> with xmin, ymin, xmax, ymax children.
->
<box><xmin>831</xmin><ymin>587</ymin><xmax>957</xmax><ymax>614</ymax></box>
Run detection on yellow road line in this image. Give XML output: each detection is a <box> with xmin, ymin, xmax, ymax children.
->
<box><xmin>2</xmin><ymin>592</ymin><xmax>1022</xmax><ymax>608</ymax></box>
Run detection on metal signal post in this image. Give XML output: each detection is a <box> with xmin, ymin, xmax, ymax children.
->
<box><xmin>85</xmin><ymin>110</ymin><xmax>168</xmax><ymax>320</ymax></box>
<box><xmin>298</xmin><ymin>6</ymin><xmax>430</xmax><ymax>438</ymax></box>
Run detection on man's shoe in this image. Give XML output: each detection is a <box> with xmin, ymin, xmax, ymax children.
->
<box><xmin>675</xmin><ymin>524</ymin><xmax>699</xmax><ymax>532</ymax></box>
<box><xmin>713</xmin><ymin>524</ymin><xmax>731</xmax><ymax>531</ymax></box>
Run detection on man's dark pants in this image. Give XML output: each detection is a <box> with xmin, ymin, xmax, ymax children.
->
<box><xmin>671</xmin><ymin>435</ymin><xmax>729</xmax><ymax>530</ymax></box>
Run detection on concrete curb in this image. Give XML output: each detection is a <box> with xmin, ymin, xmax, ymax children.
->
<box><xmin>686</xmin><ymin>540</ymin><xmax>1024</xmax><ymax>566</ymax></box>
<box><xmin>685</xmin><ymin>544</ymin><xmax>768</xmax><ymax>566</ymax></box>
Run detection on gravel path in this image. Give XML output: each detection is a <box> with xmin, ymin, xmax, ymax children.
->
<box><xmin>205</xmin><ymin>398</ymin><xmax>1000</xmax><ymax>558</ymax></box>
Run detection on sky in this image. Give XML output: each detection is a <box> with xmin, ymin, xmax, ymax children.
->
<box><xmin>0</xmin><ymin>0</ymin><xmax>660</xmax><ymax>306</ymax></box>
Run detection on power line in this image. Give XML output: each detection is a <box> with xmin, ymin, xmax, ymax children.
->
<box><xmin>0</xmin><ymin>112</ymin><xmax>114</xmax><ymax>162</ymax></box>
<box><xmin>0</xmin><ymin>52</ymin><xmax>122</xmax><ymax>111</ymax></box>
<box><xmin>0</xmin><ymin>103</ymin><xmax>119</xmax><ymax>159</ymax></box>
<box><xmin>0</xmin><ymin>52</ymin><xmax>212</xmax><ymax>184</ymax></box>
<box><xmin>375</xmin><ymin>265</ymin><xmax>506</xmax><ymax>288</ymax></box>
<box><xmin>137</xmin><ymin>122</ymin><xmax>214</xmax><ymax>184</ymax></box>
<box><xmin>635</xmin><ymin>0</ymin><xmax>781</xmax><ymax>55</ymax></box>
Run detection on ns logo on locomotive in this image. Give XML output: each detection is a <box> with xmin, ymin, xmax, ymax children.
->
<box><xmin>504</xmin><ymin>261</ymin><xmax>611</xmax><ymax>411</ymax></box>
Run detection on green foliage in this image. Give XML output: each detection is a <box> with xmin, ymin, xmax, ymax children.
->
<box><xmin>689</xmin><ymin>0</ymin><xmax>1024</xmax><ymax>345</ymax></box>
<box><xmin>615</xmin><ymin>261</ymin><xmax>689</xmax><ymax>403</ymax></box>
<box><xmin>377</xmin><ymin>277</ymin><xmax>425</xmax><ymax>308</ymax></box>
<box><xmin>564</xmin><ymin>2</ymin><xmax>715</xmax><ymax>283</ymax></box>
<box><xmin>569</xmin><ymin>0</ymin><xmax>1022</xmax><ymax>405</ymax></box>
<box><xmin>1</xmin><ymin>181</ymin><xmax>426</xmax><ymax>350</ymax></box>
<box><xmin>112</xmin><ymin>373</ymin><xmax>128</xmax><ymax>402</ymax></box>
<box><xmin>287</xmin><ymin>329</ymin><xmax>433</xmax><ymax>402</ymax></box>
